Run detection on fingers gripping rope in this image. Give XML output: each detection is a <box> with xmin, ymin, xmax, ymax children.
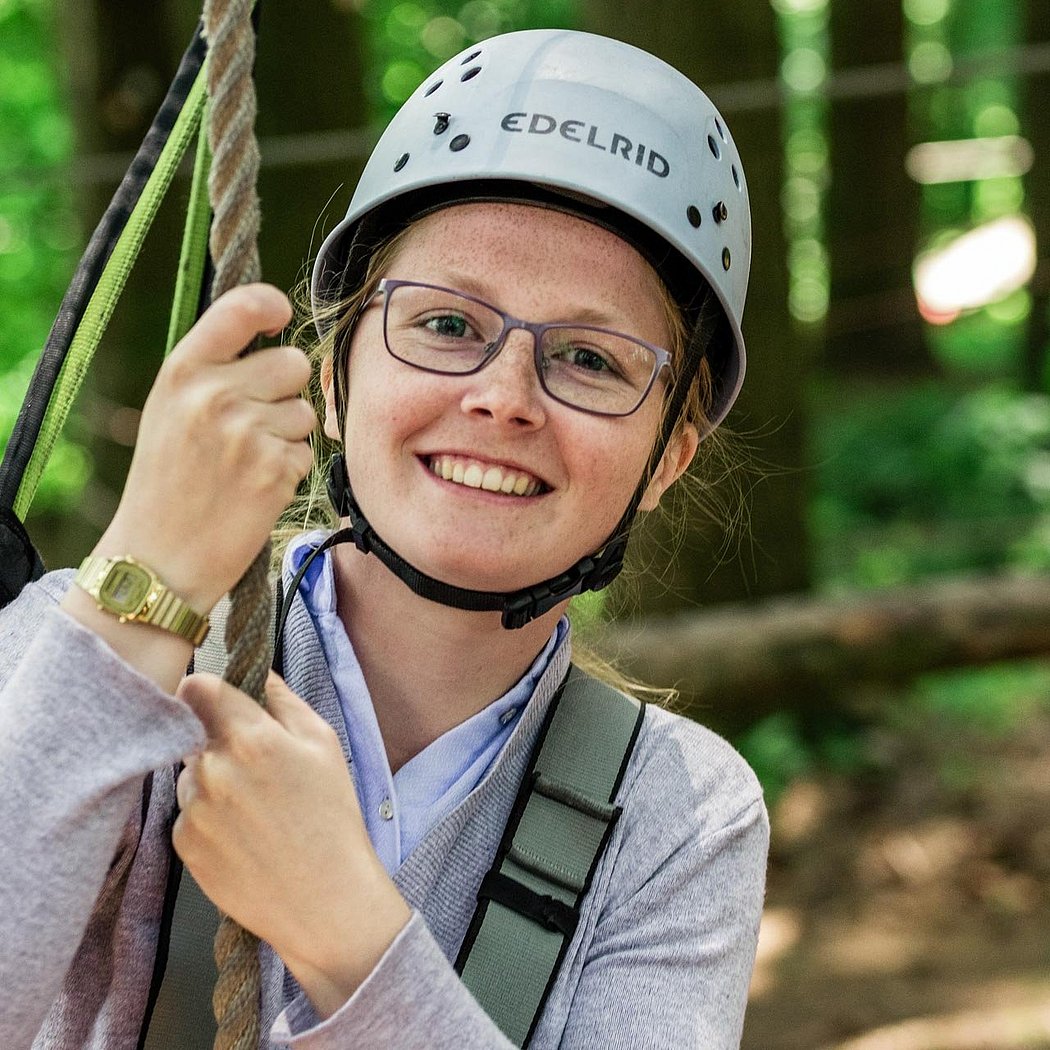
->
<box><xmin>201</xmin><ymin>2</ymin><xmax>267</xmax><ymax>1049</ymax></box>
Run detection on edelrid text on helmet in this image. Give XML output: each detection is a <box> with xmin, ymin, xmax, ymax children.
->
<box><xmin>499</xmin><ymin>112</ymin><xmax>672</xmax><ymax>178</ymax></box>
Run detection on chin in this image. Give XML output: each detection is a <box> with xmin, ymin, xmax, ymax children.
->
<box><xmin>402</xmin><ymin>540</ymin><xmax>575</xmax><ymax>596</ymax></box>
<box><xmin>418</xmin><ymin>557</ymin><xmax>542</xmax><ymax>595</ymax></box>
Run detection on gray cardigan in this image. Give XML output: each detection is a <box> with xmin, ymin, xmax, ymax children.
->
<box><xmin>0</xmin><ymin>570</ymin><xmax>768</xmax><ymax>1049</ymax></box>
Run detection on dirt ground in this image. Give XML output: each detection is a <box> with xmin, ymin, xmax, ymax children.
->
<box><xmin>741</xmin><ymin>708</ymin><xmax>1050</xmax><ymax>1050</ymax></box>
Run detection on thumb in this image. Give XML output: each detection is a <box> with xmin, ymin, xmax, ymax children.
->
<box><xmin>174</xmin><ymin>283</ymin><xmax>292</xmax><ymax>366</ymax></box>
<box><xmin>263</xmin><ymin>670</ymin><xmax>322</xmax><ymax>735</ymax></box>
<box><xmin>177</xmin><ymin>672</ymin><xmax>266</xmax><ymax>742</ymax></box>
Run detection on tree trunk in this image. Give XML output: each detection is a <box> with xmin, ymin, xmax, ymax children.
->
<box><xmin>581</xmin><ymin>0</ymin><xmax>811</xmax><ymax>612</ymax></box>
<box><xmin>591</xmin><ymin>573</ymin><xmax>1050</xmax><ymax>734</ymax></box>
<box><xmin>823</xmin><ymin>0</ymin><xmax>928</xmax><ymax>379</ymax></box>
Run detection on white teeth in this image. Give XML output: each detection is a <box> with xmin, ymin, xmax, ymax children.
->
<box><xmin>428</xmin><ymin>456</ymin><xmax>543</xmax><ymax>497</ymax></box>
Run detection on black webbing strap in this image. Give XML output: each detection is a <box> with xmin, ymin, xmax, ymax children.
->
<box><xmin>455</xmin><ymin>667</ymin><xmax>645</xmax><ymax>1046</ymax></box>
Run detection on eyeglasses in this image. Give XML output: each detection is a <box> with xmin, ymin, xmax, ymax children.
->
<box><xmin>371</xmin><ymin>278</ymin><xmax>672</xmax><ymax>417</ymax></box>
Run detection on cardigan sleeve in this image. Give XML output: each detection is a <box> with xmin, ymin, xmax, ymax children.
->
<box><xmin>0</xmin><ymin>574</ymin><xmax>205</xmax><ymax>1049</ymax></box>
<box><xmin>269</xmin><ymin>714</ymin><xmax>768</xmax><ymax>1050</ymax></box>
<box><xmin>558</xmin><ymin>795</ymin><xmax>768</xmax><ymax>1048</ymax></box>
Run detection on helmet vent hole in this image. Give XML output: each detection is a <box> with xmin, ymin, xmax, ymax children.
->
<box><xmin>461</xmin><ymin>50</ymin><xmax>482</xmax><ymax>64</ymax></box>
<box><xmin>450</xmin><ymin>134</ymin><xmax>470</xmax><ymax>152</ymax></box>
<box><xmin>715</xmin><ymin>118</ymin><xmax>726</xmax><ymax>141</ymax></box>
<box><xmin>424</xmin><ymin>80</ymin><xmax>442</xmax><ymax>97</ymax></box>
<box><xmin>686</xmin><ymin>205</ymin><xmax>702</xmax><ymax>228</ymax></box>
<box><xmin>707</xmin><ymin>134</ymin><xmax>721</xmax><ymax>160</ymax></box>
<box><xmin>732</xmin><ymin>164</ymin><xmax>741</xmax><ymax>189</ymax></box>
<box><xmin>461</xmin><ymin>66</ymin><xmax>482</xmax><ymax>82</ymax></box>
<box><xmin>722</xmin><ymin>248</ymin><xmax>732</xmax><ymax>271</ymax></box>
<box><xmin>394</xmin><ymin>152</ymin><xmax>409</xmax><ymax>172</ymax></box>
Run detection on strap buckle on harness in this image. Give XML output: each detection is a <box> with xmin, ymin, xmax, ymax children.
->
<box><xmin>477</xmin><ymin>871</ymin><xmax>580</xmax><ymax>939</ymax></box>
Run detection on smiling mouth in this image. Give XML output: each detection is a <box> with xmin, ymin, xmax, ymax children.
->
<box><xmin>425</xmin><ymin>454</ymin><xmax>548</xmax><ymax>497</ymax></box>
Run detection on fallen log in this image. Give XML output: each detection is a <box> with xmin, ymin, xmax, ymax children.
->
<box><xmin>589</xmin><ymin>573</ymin><xmax>1050</xmax><ymax>731</ymax></box>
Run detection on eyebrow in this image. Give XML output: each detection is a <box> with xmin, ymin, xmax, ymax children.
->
<box><xmin>423</xmin><ymin>269</ymin><xmax>632</xmax><ymax>329</ymax></box>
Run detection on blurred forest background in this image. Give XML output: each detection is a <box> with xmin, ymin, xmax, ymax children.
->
<box><xmin>3</xmin><ymin>0</ymin><xmax>1050</xmax><ymax>1045</ymax></box>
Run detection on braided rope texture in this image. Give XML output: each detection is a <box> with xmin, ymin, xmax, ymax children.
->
<box><xmin>201</xmin><ymin>1</ymin><xmax>267</xmax><ymax>1048</ymax></box>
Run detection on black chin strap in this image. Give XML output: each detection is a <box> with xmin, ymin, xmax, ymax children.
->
<box><xmin>325</xmin><ymin>455</ymin><xmax>627</xmax><ymax>629</ymax></box>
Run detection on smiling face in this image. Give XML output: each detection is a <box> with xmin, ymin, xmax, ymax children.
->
<box><xmin>321</xmin><ymin>202</ymin><xmax>698</xmax><ymax>594</ymax></box>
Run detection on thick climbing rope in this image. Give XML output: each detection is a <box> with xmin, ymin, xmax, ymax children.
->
<box><xmin>200</xmin><ymin>1</ymin><xmax>268</xmax><ymax>1048</ymax></box>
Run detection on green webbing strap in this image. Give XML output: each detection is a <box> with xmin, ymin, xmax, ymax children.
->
<box><xmin>457</xmin><ymin>667</ymin><xmax>645</xmax><ymax>1047</ymax></box>
<box><xmin>13</xmin><ymin>63</ymin><xmax>209</xmax><ymax>520</ymax></box>
<box><xmin>166</xmin><ymin>102</ymin><xmax>213</xmax><ymax>356</ymax></box>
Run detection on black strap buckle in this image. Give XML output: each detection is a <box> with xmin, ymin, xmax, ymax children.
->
<box><xmin>478</xmin><ymin>871</ymin><xmax>580</xmax><ymax>939</ymax></box>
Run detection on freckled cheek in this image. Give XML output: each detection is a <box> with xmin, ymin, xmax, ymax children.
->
<box><xmin>566</xmin><ymin>420</ymin><xmax>651</xmax><ymax>501</ymax></box>
<box><xmin>344</xmin><ymin>366</ymin><xmax>449</xmax><ymax>462</ymax></box>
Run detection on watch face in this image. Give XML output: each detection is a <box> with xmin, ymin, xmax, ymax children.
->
<box><xmin>98</xmin><ymin>561</ymin><xmax>153</xmax><ymax>615</ymax></box>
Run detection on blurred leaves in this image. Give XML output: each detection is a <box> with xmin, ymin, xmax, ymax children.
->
<box><xmin>358</xmin><ymin>0</ymin><xmax>576</xmax><ymax>119</ymax></box>
<box><xmin>811</xmin><ymin>383</ymin><xmax>1050</xmax><ymax>589</ymax></box>
<box><xmin>0</xmin><ymin>0</ymin><xmax>87</xmax><ymax>511</ymax></box>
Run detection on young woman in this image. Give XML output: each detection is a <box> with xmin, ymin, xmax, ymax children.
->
<box><xmin>0</xmin><ymin>29</ymin><xmax>767</xmax><ymax>1049</ymax></box>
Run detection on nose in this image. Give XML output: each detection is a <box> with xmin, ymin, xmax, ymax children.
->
<box><xmin>459</xmin><ymin>328</ymin><xmax>547</xmax><ymax>429</ymax></box>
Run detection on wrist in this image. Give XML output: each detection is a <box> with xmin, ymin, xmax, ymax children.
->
<box><xmin>92</xmin><ymin>525</ymin><xmax>222</xmax><ymax>613</ymax></box>
<box><xmin>74</xmin><ymin>554</ymin><xmax>211</xmax><ymax>648</ymax></box>
<box><xmin>280</xmin><ymin>867</ymin><xmax>411</xmax><ymax>1019</ymax></box>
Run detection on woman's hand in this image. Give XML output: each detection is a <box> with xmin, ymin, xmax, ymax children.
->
<box><xmin>173</xmin><ymin>671</ymin><xmax>411</xmax><ymax>1016</ymax></box>
<box><xmin>98</xmin><ymin>283</ymin><xmax>316</xmax><ymax>612</ymax></box>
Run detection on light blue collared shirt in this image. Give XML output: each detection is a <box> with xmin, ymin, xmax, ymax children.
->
<box><xmin>284</xmin><ymin>532</ymin><xmax>567</xmax><ymax>876</ymax></box>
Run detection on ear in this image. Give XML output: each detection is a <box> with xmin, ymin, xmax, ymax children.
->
<box><xmin>319</xmin><ymin>353</ymin><xmax>341</xmax><ymax>442</ymax></box>
<box><xmin>637</xmin><ymin>422</ymin><xmax>700</xmax><ymax>512</ymax></box>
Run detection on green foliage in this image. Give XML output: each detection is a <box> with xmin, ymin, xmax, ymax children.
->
<box><xmin>912</xmin><ymin>660</ymin><xmax>1050</xmax><ymax>736</ymax></box>
<box><xmin>735</xmin><ymin>710</ymin><xmax>871</xmax><ymax>805</ymax></box>
<box><xmin>811</xmin><ymin>382</ymin><xmax>1050</xmax><ymax>589</ymax></box>
<box><xmin>358</xmin><ymin>0</ymin><xmax>577</xmax><ymax>122</ymax></box>
<box><xmin>736</xmin><ymin>712</ymin><xmax>812</xmax><ymax>803</ymax></box>
<box><xmin>0</xmin><ymin>0</ymin><xmax>86</xmax><ymax>511</ymax></box>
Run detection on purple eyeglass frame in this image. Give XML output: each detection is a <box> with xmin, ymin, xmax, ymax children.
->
<box><xmin>370</xmin><ymin>278</ymin><xmax>673</xmax><ymax>418</ymax></box>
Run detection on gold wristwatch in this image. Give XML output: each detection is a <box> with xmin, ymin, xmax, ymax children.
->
<box><xmin>74</xmin><ymin>555</ymin><xmax>210</xmax><ymax>646</ymax></box>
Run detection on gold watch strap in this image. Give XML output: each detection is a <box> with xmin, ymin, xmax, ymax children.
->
<box><xmin>75</xmin><ymin>555</ymin><xmax>211</xmax><ymax>647</ymax></box>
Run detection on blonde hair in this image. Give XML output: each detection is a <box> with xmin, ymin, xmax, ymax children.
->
<box><xmin>275</xmin><ymin>213</ymin><xmax>741</xmax><ymax>708</ymax></box>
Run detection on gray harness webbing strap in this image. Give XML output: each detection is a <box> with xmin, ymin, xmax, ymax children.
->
<box><xmin>457</xmin><ymin>667</ymin><xmax>645</xmax><ymax>1047</ymax></box>
<box><xmin>141</xmin><ymin>868</ymin><xmax>219</xmax><ymax>1050</ymax></box>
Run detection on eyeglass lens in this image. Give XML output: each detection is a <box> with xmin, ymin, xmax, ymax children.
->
<box><xmin>382</xmin><ymin>282</ymin><xmax>660</xmax><ymax>416</ymax></box>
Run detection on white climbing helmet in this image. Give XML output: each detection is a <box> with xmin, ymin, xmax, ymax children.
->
<box><xmin>311</xmin><ymin>27</ymin><xmax>750</xmax><ymax>431</ymax></box>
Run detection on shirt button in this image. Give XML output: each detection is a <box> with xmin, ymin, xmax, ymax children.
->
<box><xmin>378</xmin><ymin>799</ymin><xmax>394</xmax><ymax>821</ymax></box>
<box><xmin>500</xmin><ymin>707</ymin><xmax>518</xmax><ymax>727</ymax></box>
